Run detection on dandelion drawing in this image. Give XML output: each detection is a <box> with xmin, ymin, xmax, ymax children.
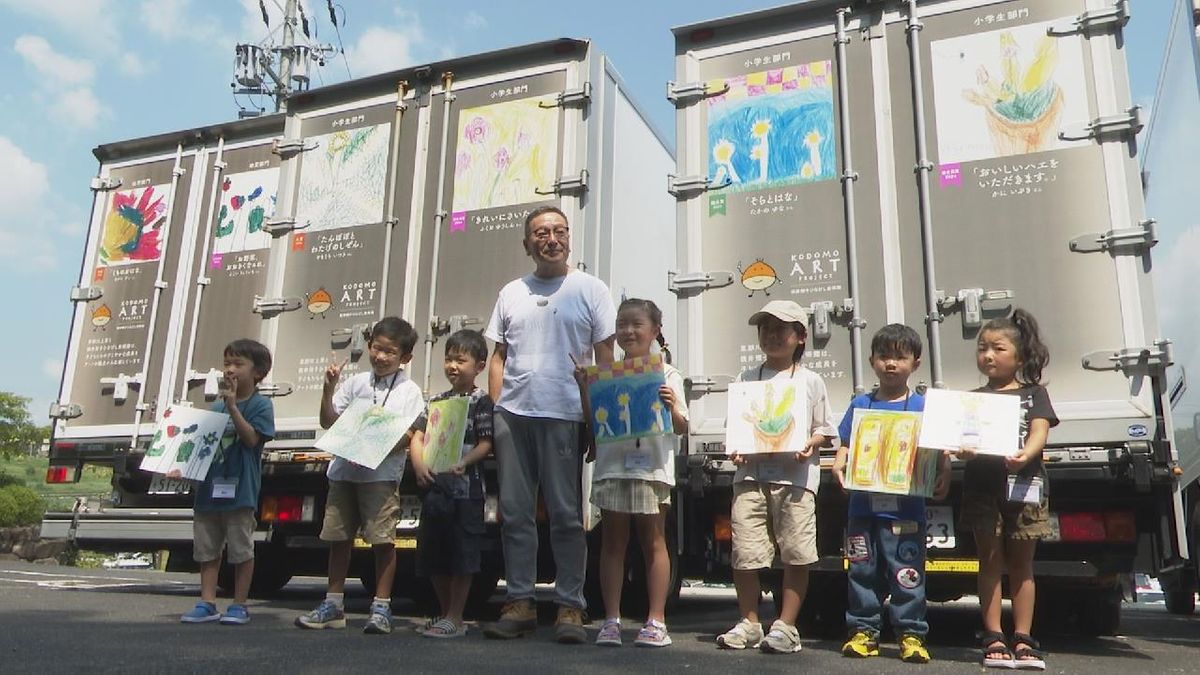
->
<box><xmin>617</xmin><ymin>392</ymin><xmax>632</xmax><ymax>436</ymax></box>
<box><xmin>712</xmin><ymin>138</ymin><xmax>741</xmax><ymax>186</ymax></box>
<box><xmin>595</xmin><ymin>407</ymin><xmax>616</xmax><ymax>438</ymax></box>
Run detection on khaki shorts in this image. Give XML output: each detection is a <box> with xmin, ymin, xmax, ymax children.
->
<box><xmin>959</xmin><ymin>489</ymin><xmax>1052</xmax><ymax>540</ymax></box>
<box><xmin>193</xmin><ymin>508</ymin><xmax>256</xmax><ymax>564</ymax></box>
<box><xmin>320</xmin><ymin>480</ymin><xmax>401</xmax><ymax>544</ymax></box>
<box><xmin>731</xmin><ymin>482</ymin><xmax>818</xmax><ymax>570</ymax></box>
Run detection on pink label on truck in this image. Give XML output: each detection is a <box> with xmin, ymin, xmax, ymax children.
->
<box><xmin>210</xmin><ymin>253</ymin><xmax>224</xmax><ymax>269</ymax></box>
<box><xmin>450</xmin><ymin>211</ymin><xmax>467</xmax><ymax>232</ymax></box>
<box><xmin>939</xmin><ymin>164</ymin><xmax>962</xmax><ymax>188</ymax></box>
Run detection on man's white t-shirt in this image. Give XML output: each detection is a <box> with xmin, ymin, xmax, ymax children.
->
<box><xmin>327</xmin><ymin>370</ymin><xmax>425</xmax><ymax>483</ymax></box>
<box><xmin>732</xmin><ymin>364</ymin><xmax>837</xmax><ymax>493</ymax></box>
<box><xmin>485</xmin><ymin>270</ymin><xmax>617</xmax><ymax>422</ymax></box>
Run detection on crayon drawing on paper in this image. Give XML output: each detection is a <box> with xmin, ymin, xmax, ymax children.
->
<box><xmin>423</xmin><ymin>397</ymin><xmax>471</xmax><ymax>473</ymax></box>
<box><xmin>846</xmin><ymin>409</ymin><xmax>937</xmax><ymax>497</ymax></box>
<box><xmin>99</xmin><ymin>184</ymin><xmax>169</xmax><ymax>265</ymax></box>
<box><xmin>295</xmin><ymin>123</ymin><xmax>390</xmax><ymax>232</ymax></box>
<box><xmin>585</xmin><ymin>355</ymin><xmax>672</xmax><ymax>445</ymax></box>
<box><xmin>725</xmin><ymin>380</ymin><xmax>809</xmax><ymax>455</ymax></box>
<box><xmin>314</xmin><ymin>398</ymin><xmax>420</xmax><ymax>470</ymax></box>
<box><xmin>140</xmin><ymin>405</ymin><xmax>229</xmax><ymax>481</ymax></box>
<box><xmin>706</xmin><ymin>61</ymin><xmax>837</xmax><ymax>193</ymax></box>
<box><xmin>213</xmin><ymin>168</ymin><xmax>277</xmax><ymax>254</ymax></box>
<box><xmin>929</xmin><ymin>18</ymin><xmax>1089</xmax><ymax>164</ymax></box>
<box><xmin>451</xmin><ymin>96</ymin><xmax>559</xmax><ymax>213</ymax></box>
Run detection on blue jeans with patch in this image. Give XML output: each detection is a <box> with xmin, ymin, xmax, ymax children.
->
<box><xmin>844</xmin><ymin>516</ymin><xmax>928</xmax><ymax>638</ymax></box>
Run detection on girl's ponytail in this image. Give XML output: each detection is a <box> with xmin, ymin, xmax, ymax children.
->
<box><xmin>1011</xmin><ymin>308</ymin><xmax>1049</xmax><ymax>385</ymax></box>
<box><xmin>656</xmin><ymin>333</ymin><xmax>673</xmax><ymax>364</ymax></box>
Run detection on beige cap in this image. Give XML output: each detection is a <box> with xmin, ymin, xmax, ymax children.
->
<box><xmin>748</xmin><ymin>300</ymin><xmax>809</xmax><ymax>326</ymax></box>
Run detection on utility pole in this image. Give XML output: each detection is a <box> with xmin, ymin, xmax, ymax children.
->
<box><xmin>232</xmin><ymin>0</ymin><xmax>336</xmax><ymax>118</ymax></box>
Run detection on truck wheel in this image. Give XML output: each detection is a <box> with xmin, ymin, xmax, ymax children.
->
<box><xmin>1165</xmin><ymin>590</ymin><xmax>1195</xmax><ymax>615</ymax></box>
<box><xmin>465</xmin><ymin>573</ymin><xmax>501</xmax><ymax>619</ymax></box>
<box><xmin>1076</xmin><ymin>590</ymin><xmax>1122</xmax><ymax>636</ymax></box>
<box><xmin>249</xmin><ymin>544</ymin><xmax>293</xmax><ymax>595</ymax></box>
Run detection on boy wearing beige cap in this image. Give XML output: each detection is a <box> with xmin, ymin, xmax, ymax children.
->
<box><xmin>717</xmin><ymin>300</ymin><xmax>837</xmax><ymax>654</ymax></box>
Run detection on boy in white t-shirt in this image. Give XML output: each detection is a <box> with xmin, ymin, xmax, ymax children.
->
<box><xmin>295</xmin><ymin>317</ymin><xmax>425</xmax><ymax>635</ymax></box>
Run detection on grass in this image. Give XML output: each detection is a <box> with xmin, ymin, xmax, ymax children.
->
<box><xmin>0</xmin><ymin>455</ymin><xmax>111</xmax><ymax>512</ymax></box>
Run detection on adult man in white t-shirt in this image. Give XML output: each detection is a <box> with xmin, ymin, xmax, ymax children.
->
<box><xmin>482</xmin><ymin>206</ymin><xmax>616</xmax><ymax>644</ymax></box>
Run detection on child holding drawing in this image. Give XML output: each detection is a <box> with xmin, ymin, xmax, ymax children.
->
<box><xmin>830</xmin><ymin>324</ymin><xmax>949</xmax><ymax>663</ymax></box>
<box><xmin>578</xmin><ymin>298</ymin><xmax>688</xmax><ymax>648</ymax></box>
<box><xmin>718</xmin><ymin>300</ymin><xmax>836</xmax><ymax>654</ymax></box>
<box><xmin>957</xmin><ymin>309</ymin><xmax>1057</xmax><ymax>670</ymax></box>
<box><xmin>181</xmin><ymin>339</ymin><xmax>275</xmax><ymax>625</ymax></box>
<box><xmin>296</xmin><ymin>317</ymin><xmax>424</xmax><ymax>635</ymax></box>
<box><xmin>408</xmin><ymin>329</ymin><xmax>495</xmax><ymax>638</ymax></box>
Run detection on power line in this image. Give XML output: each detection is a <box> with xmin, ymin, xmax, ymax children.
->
<box><xmin>327</xmin><ymin>1</ymin><xmax>352</xmax><ymax>80</ymax></box>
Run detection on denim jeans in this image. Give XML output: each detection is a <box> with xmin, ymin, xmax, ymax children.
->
<box><xmin>844</xmin><ymin>516</ymin><xmax>929</xmax><ymax>638</ymax></box>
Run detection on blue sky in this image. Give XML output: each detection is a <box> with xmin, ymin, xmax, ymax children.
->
<box><xmin>0</xmin><ymin>0</ymin><xmax>1178</xmax><ymax>420</ymax></box>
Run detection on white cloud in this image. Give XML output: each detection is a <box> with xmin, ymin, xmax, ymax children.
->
<box><xmin>140</xmin><ymin>0</ymin><xmax>222</xmax><ymax>44</ymax></box>
<box><xmin>42</xmin><ymin>359</ymin><xmax>63</xmax><ymax>381</ymax></box>
<box><xmin>347</xmin><ymin>26</ymin><xmax>421</xmax><ymax>77</ymax></box>
<box><xmin>118</xmin><ymin>53</ymin><xmax>149</xmax><ymax>77</ymax></box>
<box><xmin>0</xmin><ymin>0</ymin><xmax>118</xmax><ymax>47</ymax></box>
<box><xmin>0</xmin><ymin>136</ymin><xmax>69</xmax><ymax>270</ymax></box>
<box><xmin>464</xmin><ymin>11</ymin><xmax>487</xmax><ymax>30</ymax></box>
<box><xmin>13</xmin><ymin>35</ymin><xmax>95</xmax><ymax>86</ymax></box>
<box><xmin>54</xmin><ymin>88</ymin><xmax>106</xmax><ymax>129</ymax></box>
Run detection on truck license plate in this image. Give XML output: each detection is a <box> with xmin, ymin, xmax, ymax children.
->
<box><xmin>148</xmin><ymin>475</ymin><xmax>191</xmax><ymax>495</ymax></box>
<box><xmin>397</xmin><ymin>495</ymin><xmax>422</xmax><ymax>530</ymax></box>
<box><xmin>926</xmin><ymin>506</ymin><xmax>955</xmax><ymax>549</ymax></box>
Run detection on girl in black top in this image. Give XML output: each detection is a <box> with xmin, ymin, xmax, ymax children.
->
<box><xmin>957</xmin><ymin>309</ymin><xmax>1057</xmax><ymax>670</ymax></box>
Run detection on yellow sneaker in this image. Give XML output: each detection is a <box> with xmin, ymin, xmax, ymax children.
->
<box><xmin>842</xmin><ymin>631</ymin><xmax>880</xmax><ymax>658</ymax></box>
<box><xmin>900</xmin><ymin>634</ymin><xmax>931</xmax><ymax>663</ymax></box>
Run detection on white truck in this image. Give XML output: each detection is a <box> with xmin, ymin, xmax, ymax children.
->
<box><xmin>41</xmin><ymin>38</ymin><xmax>674</xmax><ymax>600</ymax></box>
<box><xmin>667</xmin><ymin>0</ymin><xmax>1193</xmax><ymax>635</ymax></box>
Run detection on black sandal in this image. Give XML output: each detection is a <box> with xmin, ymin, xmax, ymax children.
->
<box><xmin>979</xmin><ymin>630</ymin><xmax>1015</xmax><ymax>669</ymax></box>
<box><xmin>1011</xmin><ymin>633</ymin><xmax>1046</xmax><ymax>671</ymax></box>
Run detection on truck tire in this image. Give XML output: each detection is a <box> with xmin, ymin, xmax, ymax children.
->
<box><xmin>1076</xmin><ymin>589</ymin><xmax>1122</xmax><ymax>636</ymax></box>
<box><xmin>582</xmin><ymin>514</ymin><xmax>682</xmax><ymax>618</ymax></box>
<box><xmin>1165</xmin><ymin>590</ymin><xmax>1195</xmax><ymax>616</ymax></box>
<box><xmin>216</xmin><ymin>547</ymin><xmax>293</xmax><ymax>596</ymax></box>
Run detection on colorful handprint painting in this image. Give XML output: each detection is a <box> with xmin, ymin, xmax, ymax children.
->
<box><xmin>99</xmin><ymin>184</ymin><xmax>168</xmax><ymax>266</ymax></box>
<box><xmin>139</xmin><ymin>405</ymin><xmax>229</xmax><ymax>481</ymax></box>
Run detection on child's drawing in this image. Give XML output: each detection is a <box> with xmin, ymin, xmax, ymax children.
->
<box><xmin>294</xmin><ymin>122</ymin><xmax>391</xmax><ymax>232</ymax></box>
<box><xmin>423</xmin><ymin>396</ymin><xmax>470</xmax><ymax>474</ymax></box>
<box><xmin>585</xmin><ymin>355</ymin><xmax>672</xmax><ymax>445</ymax></box>
<box><xmin>99</xmin><ymin>184</ymin><xmax>168</xmax><ymax>265</ymax></box>
<box><xmin>451</xmin><ymin>95</ymin><xmax>559</xmax><ymax>212</ymax></box>
<box><xmin>846</xmin><ymin>409</ymin><xmax>938</xmax><ymax>497</ymax></box>
<box><xmin>315</xmin><ymin>398</ymin><xmax>421</xmax><ymax>470</ymax></box>
<box><xmin>213</xmin><ymin>168</ymin><xmax>277</xmax><ymax>254</ymax></box>
<box><xmin>706</xmin><ymin>61</ymin><xmax>837</xmax><ymax>193</ymax></box>
<box><xmin>930</xmin><ymin>19</ymin><xmax>1089</xmax><ymax>164</ymax></box>
<box><xmin>725</xmin><ymin>380</ymin><xmax>809</xmax><ymax>455</ymax></box>
<box><xmin>917</xmin><ymin>389</ymin><xmax>1020</xmax><ymax>457</ymax></box>
<box><xmin>140</xmin><ymin>405</ymin><xmax>229</xmax><ymax>481</ymax></box>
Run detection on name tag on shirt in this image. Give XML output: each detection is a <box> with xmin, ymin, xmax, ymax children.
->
<box><xmin>625</xmin><ymin>451</ymin><xmax>652</xmax><ymax>471</ymax></box>
<box><xmin>212</xmin><ymin>478</ymin><xmax>238</xmax><ymax>500</ymax></box>
<box><xmin>869</xmin><ymin>494</ymin><xmax>899</xmax><ymax>513</ymax></box>
<box><xmin>1007</xmin><ymin>475</ymin><xmax>1042</xmax><ymax>504</ymax></box>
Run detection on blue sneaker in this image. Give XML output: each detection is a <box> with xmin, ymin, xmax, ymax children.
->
<box><xmin>295</xmin><ymin>599</ymin><xmax>347</xmax><ymax>629</ymax></box>
<box><xmin>180</xmin><ymin>601</ymin><xmax>221</xmax><ymax>624</ymax></box>
<box><xmin>220</xmin><ymin>604</ymin><xmax>250</xmax><ymax>625</ymax></box>
<box><xmin>363</xmin><ymin>603</ymin><xmax>393</xmax><ymax>635</ymax></box>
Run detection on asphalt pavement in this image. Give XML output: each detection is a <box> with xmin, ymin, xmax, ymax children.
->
<box><xmin>1</xmin><ymin>561</ymin><xmax>1198</xmax><ymax>674</ymax></box>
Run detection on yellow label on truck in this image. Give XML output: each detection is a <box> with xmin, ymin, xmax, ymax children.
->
<box><xmin>354</xmin><ymin>537</ymin><xmax>417</xmax><ymax>550</ymax></box>
<box><xmin>843</xmin><ymin>558</ymin><xmax>979</xmax><ymax>573</ymax></box>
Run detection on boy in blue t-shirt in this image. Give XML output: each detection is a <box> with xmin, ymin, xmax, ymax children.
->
<box><xmin>831</xmin><ymin>324</ymin><xmax>949</xmax><ymax>663</ymax></box>
<box><xmin>180</xmin><ymin>339</ymin><xmax>275</xmax><ymax>625</ymax></box>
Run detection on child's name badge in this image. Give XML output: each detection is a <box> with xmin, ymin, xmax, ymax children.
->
<box><xmin>625</xmin><ymin>451</ymin><xmax>652</xmax><ymax>471</ymax></box>
<box><xmin>1007</xmin><ymin>475</ymin><xmax>1042</xmax><ymax>505</ymax></box>
<box><xmin>211</xmin><ymin>478</ymin><xmax>239</xmax><ymax>500</ymax></box>
<box><xmin>870</xmin><ymin>494</ymin><xmax>899</xmax><ymax>513</ymax></box>
<box><xmin>758</xmin><ymin>458</ymin><xmax>786</xmax><ymax>482</ymax></box>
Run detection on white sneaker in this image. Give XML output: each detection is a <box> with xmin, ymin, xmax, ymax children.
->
<box><xmin>716</xmin><ymin>618</ymin><xmax>764</xmax><ymax>650</ymax></box>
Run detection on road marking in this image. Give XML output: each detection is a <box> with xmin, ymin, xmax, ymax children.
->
<box><xmin>0</xmin><ymin>568</ymin><xmax>189</xmax><ymax>591</ymax></box>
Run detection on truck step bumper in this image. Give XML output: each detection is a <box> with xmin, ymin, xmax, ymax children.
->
<box><xmin>41</xmin><ymin>509</ymin><xmax>268</xmax><ymax>545</ymax></box>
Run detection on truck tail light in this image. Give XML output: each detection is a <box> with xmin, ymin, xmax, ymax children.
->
<box><xmin>261</xmin><ymin>495</ymin><xmax>315</xmax><ymax>523</ymax></box>
<box><xmin>1056</xmin><ymin>511</ymin><xmax>1134</xmax><ymax>543</ymax></box>
<box><xmin>45</xmin><ymin>466</ymin><xmax>72</xmax><ymax>483</ymax></box>
<box><xmin>714</xmin><ymin>514</ymin><xmax>732</xmax><ymax>542</ymax></box>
